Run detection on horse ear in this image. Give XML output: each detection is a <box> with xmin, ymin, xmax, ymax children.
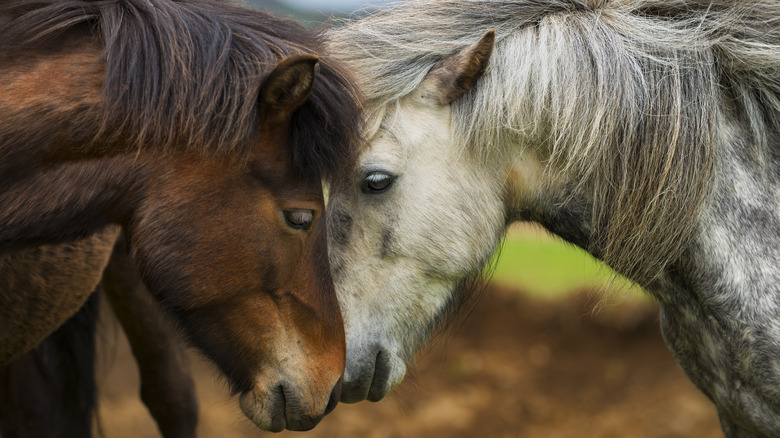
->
<box><xmin>418</xmin><ymin>29</ymin><xmax>495</xmax><ymax>106</ymax></box>
<box><xmin>258</xmin><ymin>54</ymin><xmax>318</xmax><ymax>122</ymax></box>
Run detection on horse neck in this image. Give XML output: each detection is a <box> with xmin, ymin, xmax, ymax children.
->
<box><xmin>477</xmin><ymin>16</ymin><xmax>721</xmax><ymax>284</ymax></box>
<box><xmin>0</xmin><ymin>35</ymin><xmax>145</xmax><ymax>250</ymax></box>
<box><xmin>501</xmin><ymin>146</ymin><xmax>593</xmax><ymax>254</ymax></box>
<box><xmin>0</xmin><ymin>36</ymin><xmax>107</xmax><ymax>171</ymax></box>
<box><xmin>0</xmin><ymin>154</ymin><xmax>147</xmax><ymax>253</ymax></box>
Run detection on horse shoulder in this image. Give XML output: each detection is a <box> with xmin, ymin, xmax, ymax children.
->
<box><xmin>0</xmin><ymin>227</ymin><xmax>120</xmax><ymax>366</ymax></box>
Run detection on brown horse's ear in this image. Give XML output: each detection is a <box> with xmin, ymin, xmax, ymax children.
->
<box><xmin>418</xmin><ymin>29</ymin><xmax>495</xmax><ymax>106</ymax></box>
<box><xmin>258</xmin><ymin>54</ymin><xmax>318</xmax><ymax>122</ymax></box>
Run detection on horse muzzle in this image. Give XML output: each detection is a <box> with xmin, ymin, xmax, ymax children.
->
<box><xmin>341</xmin><ymin>347</ymin><xmax>407</xmax><ymax>403</ymax></box>
<box><xmin>239</xmin><ymin>377</ymin><xmax>342</xmax><ymax>432</ymax></box>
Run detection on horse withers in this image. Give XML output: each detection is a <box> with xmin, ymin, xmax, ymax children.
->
<box><xmin>0</xmin><ymin>0</ymin><xmax>362</xmax><ymax>431</ymax></box>
<box><xmin>326</xmin><ymin>1</ymin><xmax>780</xmax><ymax>436</ymax></box>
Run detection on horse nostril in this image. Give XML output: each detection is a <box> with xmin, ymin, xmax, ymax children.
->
<box><xmin>325</xmin><ymin>378</ymin><xmax>342</xmax><ymax>415</ymax></box>
<box><xmin>261</xmin><ymin>385</ymin><xmax>287</xmax><ymax>432</ymax></box>
<box><xmin>367</xmin><ymin>350</ymin><xmax>392</xmax><ymax>402</ymax></box>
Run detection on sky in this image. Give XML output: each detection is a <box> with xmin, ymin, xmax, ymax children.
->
<box><xmin>273</xmin><ymin>0</ymin><xmax>393</xmax><ymax>14</ymax></box>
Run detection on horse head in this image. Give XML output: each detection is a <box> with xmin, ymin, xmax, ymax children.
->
<box><xmin>126</xmin><ymin>56</ymin><xmax>346</xmax><ymax>431</ymax></box>
<box><xmin>327</xmin><ymin>31</ymin><xmax>506</xmax><ymax>403</ymax></box>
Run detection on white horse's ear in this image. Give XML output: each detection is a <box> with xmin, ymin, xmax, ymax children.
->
<box><xmin>258</xmin><ymin>54</ymin><xmax>318</xmax><ymax>122</ymax></box>
<box><xmin>418</xmin><ymin>29</ymin><xmax>495</xmax><ymax>105</ymax></box>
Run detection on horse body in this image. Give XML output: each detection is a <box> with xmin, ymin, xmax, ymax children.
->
<box><xmin>327</xmin><ymin>1</ymin><xmax>780</xmax><ymax>435</ymax></box>
<box><xmin>0</xmin><ymin>0</ymin><xmax>362</xmax><ymax>431</ymax></box>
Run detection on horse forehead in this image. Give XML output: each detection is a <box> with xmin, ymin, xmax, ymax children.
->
<box><xmin>398</xmin><ymin>95</ymin><xmax>452</xmax><ymax>142</ymax></box>
<box><xmin>250</xmin><ymin>120</ymin><xmax>318</xmax><ymax>189</ymax></box>
<box><xmin>361</xmin><ymin>99</ymin><xmax>452</xmax><ymax>166</ymax></box>
<box><xmin>359</xmin><ymin>132</ymin><xmax>405</xmax><ymax>169</ymax></box>
<box><xmin>256</xmin><ymin>116</ymin><xmax>294</xmax><ymax>155</ymax></box>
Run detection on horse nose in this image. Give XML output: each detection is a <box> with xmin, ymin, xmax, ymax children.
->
<box><xmin>367</xmin><ymin>349</ymin><xmax>392</xmax><ymax>402</ymax></box>
<box><xmin>281</xmin><ymin>379</ymin><xmax>343</xmax><ymax>431</ymax></box>
<box><xmin>341</xmin><ymin>348</ymin><xmax>395</xmax><ymax>403</ymax></box>
<box><xmin>325</xmin><ymin>378</ymin><xmax>342</xmax><ymax>415</ymax></box>
<box><xmin>240</xmin><ymin>379</ymin><xmax>340</xmax><ymax>432</ymax></box>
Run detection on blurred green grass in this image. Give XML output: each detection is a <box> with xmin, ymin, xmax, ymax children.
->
<box><xmin>489</xmin><ymin>224</ymin><xmax>640</xmax><ymax>297</ymax></box>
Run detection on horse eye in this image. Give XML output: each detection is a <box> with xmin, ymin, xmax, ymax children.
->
<box><xmin>361</xmin><ymin>171</ymin><xmax>396</xmax><ymax>194</ymax></box>
<box><xmin>283</xmin><ymin>209</ymin><xmax>314</xmax><ymax>231</ymax></box>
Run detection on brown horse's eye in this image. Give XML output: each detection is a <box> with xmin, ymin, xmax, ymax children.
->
<box><xmin>283</xmin><ymin>209</ymin><xmax>314</xmax><ymax>231</ymax></box>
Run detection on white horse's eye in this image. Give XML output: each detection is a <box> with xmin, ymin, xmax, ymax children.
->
<box><xmin>283</xmin><ymin>209</ymin><xmax>314</xmax><ymax>230</ymax></box>
<box><xmin>362</xmin><ymin>171</ymin><xmax>396</xmax><ymax>194</ymax></box>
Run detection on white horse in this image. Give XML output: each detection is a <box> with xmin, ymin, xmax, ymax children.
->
<box><xmin>327</xmin><ymin>1</ymin><xmax>780</xmax><ymax>436</ymax></box>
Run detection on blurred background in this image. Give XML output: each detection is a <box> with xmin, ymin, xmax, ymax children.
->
<box><xmin>94</xmin><ymin>1</ymin><xmax>722</xmax><ymax>437</ymax></box>
<box><xmin>244</xmin><ymin>0</ymin><xmax>395</xmax><ymax>23</ymax></box>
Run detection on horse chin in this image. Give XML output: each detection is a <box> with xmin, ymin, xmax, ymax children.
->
<box><xmin>238</xmin><ymin>376</ymin><xmax>342</xmax><ymax>432</ymax></box>
<box><xmin>341</xmin><ymin>346</ymin><xmax>408</xmax><ymax>403</ymax></box>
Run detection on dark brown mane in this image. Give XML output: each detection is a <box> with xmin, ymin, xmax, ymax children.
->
<box><xmin>0</xmin><ymin>0</ymin><xmax>361</xmax><ymax>179</ymax></box>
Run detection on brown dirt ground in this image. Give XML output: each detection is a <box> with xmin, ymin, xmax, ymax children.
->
<box><xmin>95</xmin><ymin>285</ymin><xmax>723</xmax><ymax>438</ymax></box>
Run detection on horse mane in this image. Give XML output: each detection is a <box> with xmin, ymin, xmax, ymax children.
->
<box><xmin>329</xmin><ymin>0</ymin><xmax>780</xmax><ymax>284</ymax></box>
<box><xmin>0</xmin><ymin>0</ymin><xmax>361</xmax><ymax>179</ymax></box>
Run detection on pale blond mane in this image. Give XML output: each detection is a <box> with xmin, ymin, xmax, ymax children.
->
<box><xmin>329</xmin><ymin>0</ymin><xmax>780</xmax><ymax>285</ymax></box>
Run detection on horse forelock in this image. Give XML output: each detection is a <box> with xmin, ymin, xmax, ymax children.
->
<box><xmin>0</xmin><ymin>0</ymin><xmax>362</xmax><ymax>174</ymax></box>
<box><xmin>329</xmin><ymin>0</ymin><xmax>780</xmax><ymax>285</ymax></box>
<box><xmin>289</xmin><ymin>54</ymin><xmax>364</xmax><ymax>182</ymax></box>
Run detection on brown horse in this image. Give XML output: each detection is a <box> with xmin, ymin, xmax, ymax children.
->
<box><xmin>0</xmin><ymin>0</ymin><xmax>361</xmax><ymax>431</ymax></box>
<box><xmin>0</xmin><ymin>291</ymin><xmax>105</xmax><ymax>438</ymax></box>
<box><xmin>1</xmin><ymin>234</ymin><xmax>199</xmax><ymax>438</ymax></box>
<box><xmin>0</xmin><ymin>229</ymin><xmax>120</xmax><ymax>364</ymax></box>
